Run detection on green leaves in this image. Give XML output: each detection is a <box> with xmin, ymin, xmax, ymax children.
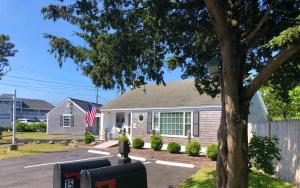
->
<box><xmin>41</xmin><ymin>0</ymin><xmax>300</xmax><ymax>97</ymax></box>
<box><xmin>261</xmin><ymin>86</ymin><xmax>300</xmax><ymax>120</ymax></box>
<box><xmin>248</xmin><ymin>134</ymin><xmax>281</xmax><ymax>175</ymax></box>
<box><xmin>0</xmin><ymin>34</ymin><xmax>17</xmax><ymax>78</ymax></box>
<box><xmin>266</xmin><ymin>24</ymin><xmax>300</xmax><ymax>48</ymax></box>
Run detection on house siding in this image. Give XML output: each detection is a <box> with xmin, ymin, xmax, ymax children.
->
<box><xmin>131</xmin><ymin>111</ymin><xmax>220</xmax><ymax>147</ymax></box>
<box><xmin>47</xmin><ymin>100</ymin><xmax>86</xmax><ymax>135</ymax></box>
<box><xmin>198</xmin><ymin>111</ymin><xmax>221</xmax><ymax>146</ymax></box>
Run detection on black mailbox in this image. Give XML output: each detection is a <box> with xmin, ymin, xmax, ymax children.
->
<box><xmin>80</xmin><ymin>161</ymin><xmax>147</xmax><ymax>188</ymax></box>
<box><xmin>53</xmin><ymin>159</ymin><xmax>111</xmax><ymax>188</ymax></box>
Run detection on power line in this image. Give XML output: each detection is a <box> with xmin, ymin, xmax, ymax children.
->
<box><xmin>12</xmin><ymin>63</ymin><xmax>92</xmax><ymax>85</ymax></box>
<box><xmin>5</xmin><ymin>75</ymin><xmax>93</xmax><ymax>88</ymax></box>
<box><xmin>0</xmin><ymin>82</ymin><xmax>95</xmax><ymax>97</ymax></box>
<box><xmin>3</xmin><ymin>79</ymin><xmax>96</xmax><ymax>91</ymax></box>
<box><xmin>0</xmin><ymin>82</ymin><xmax>111</xmax><ymax>103</ymax></box>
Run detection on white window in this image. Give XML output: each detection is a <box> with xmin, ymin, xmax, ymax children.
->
<box><xmin>63</xmin><ymin>114</ymin><xmax>72</xmax><ymax>127</ymax></box>
<box><xmin>152</xmin><ymin>112</ymin><xmax>192</xmax><ymax>136</ymax></box>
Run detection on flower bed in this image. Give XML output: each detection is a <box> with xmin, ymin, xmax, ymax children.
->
<box><xmin>102</xmin><ymin>146</ymin><xmax>215</xmax><ymax>168</ymax></box>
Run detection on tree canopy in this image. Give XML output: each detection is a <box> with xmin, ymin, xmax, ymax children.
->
<box><xmin>42</xmin><ymin>1</ymin><xmax>300</xmax><ymax>96</ymax></box>
<box><xmin>0</xmin><ymin>34</ymin><xmax>17</xmax><ymax>79</ymax></box>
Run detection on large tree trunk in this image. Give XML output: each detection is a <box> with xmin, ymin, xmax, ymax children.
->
<box><xmin>216</xmin><ymin>38</ymin><xmax>251</xmax><ymax>188</ymax></box>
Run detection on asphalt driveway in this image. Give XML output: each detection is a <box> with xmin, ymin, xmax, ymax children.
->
<box><xmin>0</xmin><ymin>148</ymin><xmax>197</xmax><ymax>188</ymax></box>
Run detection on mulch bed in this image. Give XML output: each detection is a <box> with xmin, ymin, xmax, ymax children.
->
<box><xmin>102</xmin><ymin>146</ymin><xmax>215</xmax><ymax>168</ymax></box>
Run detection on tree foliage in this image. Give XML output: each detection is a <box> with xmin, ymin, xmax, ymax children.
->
<box><xmin>41</xmin><ymin>1</ymin><xmax>299</xmax><ymax>95</ymax></box>
<box><xmin>261</xmin><ymin>86</ymin><xmax>300</xmax><ymax>120</ymax></box>
<box><xmin>0</xmin><ymin>34</ymin><xmax>17</xmax><ymax>78</ymax></box>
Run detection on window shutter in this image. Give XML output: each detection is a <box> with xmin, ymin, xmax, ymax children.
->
<box><xmin>147</xmin><ymin>112</ymin><xmax>152</xmax><ymax>134</ymax></box>
<box><xmin>60</xmin><ymin>115</ymin><xmax>63</xmax><ymax>127</ymax></box>
<box><xmin>193</xmin><ymin>112</ymin><xmax>199</xmax><ymax>137</ymax></box>
<box><xmin>71</xmin><ymin>116</ymin><xmax>74</xmax><ymax>127</ymax></box>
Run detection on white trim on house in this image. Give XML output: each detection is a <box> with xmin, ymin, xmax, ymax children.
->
<box><xmin>100</xmin><ymin>105</ymin><xmax>222</xmax><ymax>112</ymax></box>
<box><xmin>69</xmin><ymin>98</ymin><xmax>87</xmax><ymax>114</ymax></box>
<box><xmin>47</xmin><ymin>99</ymin><xmax>69</xmax><ymax>115</ymax></box>
<box><xmin>62</xmin><ymin>114</ymin><xmax>72</xmax><ymax>127</ymax></box>
<box><xmin>48</xmin><ymin>98</ymin><xmax>101</xmax><ymax>116</ymax></box>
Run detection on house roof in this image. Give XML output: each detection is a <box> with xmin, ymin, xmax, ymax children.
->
<box><xmin>20</xmin><ymin>98</ymin><xmax>54</xmax><ymax>110</ymax></box>
<box><xmin>69</xmin><ymin>98</ymin><xmax>102</xmax><ymax>113</ymax></box>
<box><xmin>101</xmin><ymin>80</ymin><xmax>221</xmax><ymax>110</ymax></box>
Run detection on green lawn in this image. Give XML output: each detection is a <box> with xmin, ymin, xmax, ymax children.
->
<box><xmin>0</xmin><ymin>143</ymin><xmax>73</xmax><ymax>160</ymax></box>
<box><xmin>1</xmin><ymin>131</ymin><xmax>80</xmax><ymax>141</ymax></box>
<box><xmin>177</xmin><ymin>168</ymin><xmax>295</xmax><ymax>188</ymax></box>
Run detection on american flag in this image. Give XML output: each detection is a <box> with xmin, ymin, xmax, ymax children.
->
<box><xmin>85</xmin><ymin>103</ymin><xmax>97</xmax><ymax>127</ymax></box>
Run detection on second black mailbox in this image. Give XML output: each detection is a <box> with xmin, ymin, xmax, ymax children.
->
<box><xmin>53</xmin><ymin>159</ymin><xmax>111</xmax><ymax>188</ymax></box>
<box><xmin>80</xmin><ymin>161</ymin><xmax>147</xmax><ymax>188</ymax></box>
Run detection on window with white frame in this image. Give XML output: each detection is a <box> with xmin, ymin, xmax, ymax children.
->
<box><xmin>63</xmin><ymin>114</ymin><xmax>72</xmax><ymax>127</ymax></box>
<box><xmin>152</xmin><ymin>112</ymin><xmax>192</xmax><ymax>136</ymax></box>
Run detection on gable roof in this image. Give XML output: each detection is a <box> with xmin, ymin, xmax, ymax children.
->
<box><xmin>20</xmin><ymin>98</ymin><xmax>54</xmax><ymax>110</ymax></box>
<box><xmin>101</xmin><ymin>80</ymin><xmax>221</xmax><ymax>110</ymax></box>
<box><xmin>69</xmin><ymin>98</ymin><xmax>102</xmax><ymax>113</ymax></box>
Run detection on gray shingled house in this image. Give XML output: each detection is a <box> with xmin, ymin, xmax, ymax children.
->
<box><xmin>0</xmin><ymin>94</ymin><xmax>54</xmax><ymax>126</ymax></box>
<box><xmin>100</xmin><ymin>80</ymin><xmax>267</xmax><ymax>147</ymax></box>
<box><xmin>47</xmin><ymin>98</ymin><xmax>102</xmax><ymax>136</ymax></box>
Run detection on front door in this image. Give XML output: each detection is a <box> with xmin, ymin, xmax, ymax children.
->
<box><xmin>116</xmin><ymin>112</ymin><xmax>125</xmax><ymax>128</ymax></box>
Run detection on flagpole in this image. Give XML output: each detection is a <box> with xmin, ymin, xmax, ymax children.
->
<box><xmin>96</xmin><ymin>87</ymin><xmax>99</xmax><ymax>104</ymax></box>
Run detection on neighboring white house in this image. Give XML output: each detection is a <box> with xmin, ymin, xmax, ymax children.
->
<box><xmin>99</xmin><ymin>80</ymin><xmax>268</xmax><ymax>146</ymax></box>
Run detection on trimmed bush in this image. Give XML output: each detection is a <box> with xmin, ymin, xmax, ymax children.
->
<box><xmin>31</xmin><ymin>123</ymin><xmax>47</xmax><ymax>132</ymax></box>
<box><xmin>206</xmin><ymin>144</ymin><xmax>218</xmax><ymax>161</ymax></box>
<box><xmin>16</xmin><ymin>122</ymin><xmax>47</xmax><ymax>132</ymax></box>
<box><xmin>150</xmin><ymin>135</ymin><xmax>163</xmax><ymax>151</ymax></box>
<box><xmin>186</xmin><ymin>140</ymin><xmax>201</xmax><ymax>156</ymax></box>
<box><xmin>84</xmin><ymin>131</ymin><xmax>95</xmax><ymax>144</ymax></box>
<box><xmin>16</xmin><ymin>121</ymin><xmax>28</xmax><ymax>132</ymax></box>
<box><xmin>132</xmin><ymin>138</ymin><xmax>144</xmax><ymax>149</ymax></box>
<box><xmin>118</xmin><ymin>135</ymin><xmax>130</xmax><ymax>145</ymax></box>
<box><xmin>167</xmin><ymin>142</ymin><xmax>181</xmax><ymax>153</ymax></box>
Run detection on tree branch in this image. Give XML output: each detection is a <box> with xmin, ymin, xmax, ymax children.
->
<box><xmin>241</xmin><ymin>3</ymin><xmax>273</xmax><ymax>49</ymax></box>
<box><xmin>167</xmin><ymin>1</ymin><xmax>205</xmax><ymax>9</ymax></box>
<box><xmin>204</xmin><ymin>0</ymin><xmax>231</xmax><ymax>40</ymax></box>
<box><xmin>243</xmin><ymin>44</ymin><xmax>300</xmax><ymax>100</ymax></box>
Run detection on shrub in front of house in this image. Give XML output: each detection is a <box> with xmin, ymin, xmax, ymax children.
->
<box><xmin>16</xmin><ymin>121</ymin><xmax>28</xmax><ymax>132</ymax></box>
<box><xmin>84</xmin><ymin>131</ymin><xmax>95</xmax><ymax>144</ymax></box>
<box><xmin>206</xmin><ymin>144</ymin><xmax>218</xmax><ymax>161</ymax></box>
<box><xmin>16</xmin><ymin>122</ymin><xmax>47</xmax><ymax>132</ymax></box>
<box><xmin>186</xmin><ymin>140</ymin><xmax>201</xmax><ymax>156</ymax></box>
<box><xmin>30</xmin><ymin>123</ymin><xmax>47</xmax><ymax>132</ymax></box>
<box><xmin>167</xmin><ymin>142</ymin><xmax>181</xmax><ymax>153</ymax></box>
<box><xmin>150</xmin><ymin>135</ymin><xmax>163</xmax><ymax>151</ymax></box>
<box><xmin>132</xmin><ymin>138</ymin><xmax>144</xmax><ymax>149</ymax></box>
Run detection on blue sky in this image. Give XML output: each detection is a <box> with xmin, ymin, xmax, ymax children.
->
<box><xmin>0</xmin><ymin>0</ymin><xmax>182</xmax><ymax>106</ymax></box>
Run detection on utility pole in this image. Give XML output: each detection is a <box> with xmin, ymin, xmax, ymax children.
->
<box><xmin>96</xmin><ymin>87</ymin><xmax>99</xmax><ymax>104</ymax></box>
<box><xmin>9</xmin><ymin>89</ymin><xmax>17</xmax><ymax>150</ymax></box>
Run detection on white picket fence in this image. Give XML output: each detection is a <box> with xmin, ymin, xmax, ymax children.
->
<box><xmin>249</xmin><ymin>120</ymin><xmax>300</xmax><ymax>186</ymax></box>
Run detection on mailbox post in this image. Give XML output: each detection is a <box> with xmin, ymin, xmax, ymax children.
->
<box><xmin>53</xmin><ymin>159</ymin><xmax>111</xmax><ymax>188</ymax></box>
<box><xmin>80</xmin><ymin>161</ymin><xmax>147</xmax><ymax>188</ymax></box>
<box><xmin>118</xmin><ymin>140</ymin><xmax>131</xmax><ymax>164</ymax></box>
